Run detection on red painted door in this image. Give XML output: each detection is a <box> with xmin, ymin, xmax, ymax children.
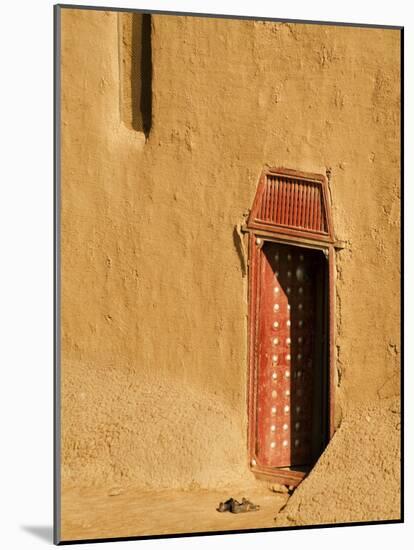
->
<box><xmin>255</xmin><ymin>241</ymin><xmax>327</xmax><ymax>469</ymax></box>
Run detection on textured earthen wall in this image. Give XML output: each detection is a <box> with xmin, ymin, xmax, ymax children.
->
<box><xmin>60</xmin><ymin>9</ymin><xmax>400</xmax><ymax>491</ymax></box>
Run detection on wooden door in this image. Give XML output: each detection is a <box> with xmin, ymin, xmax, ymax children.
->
<box><xmin>254</xmin><ymin>241</ymin><xmax>327</xmax><ymax>469</ymax></box>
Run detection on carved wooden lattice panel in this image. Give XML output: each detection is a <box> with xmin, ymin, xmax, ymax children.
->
<box><xmin>247</xmin><ymin>169</ymin><xmax>334</xmax><ymax>243</ymax></box>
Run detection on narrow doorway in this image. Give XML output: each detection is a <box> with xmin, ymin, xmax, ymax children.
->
<box><xmin>245</xmin><ymin>167</ymin><xmax>336</xmax><ymax>486</ymax></box>
<box><xmin>255</xmin><ymin>241</ymin><xmax>328</xmax><ymax>470</ymax></box>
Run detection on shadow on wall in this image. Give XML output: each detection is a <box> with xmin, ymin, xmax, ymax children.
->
<box><xmin>131</xmin><ymin>13</ymin><xmax>152</xmax><ymax>136</ymax></box>
<box><xmin>232</xmin><ymin>226</ymin><xmax>247</xmax><ymax>278</ymax></box>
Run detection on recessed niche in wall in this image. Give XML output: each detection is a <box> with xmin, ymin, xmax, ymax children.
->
<box><xmin>119</xmin><ymin>12</ymin><xmax>152</xmax><ymax>136</ymax></box>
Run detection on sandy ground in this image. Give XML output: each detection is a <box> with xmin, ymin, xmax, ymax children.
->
<box><xmin>61</xmin><ymin>483</ymin><xmax>289</xmax><ymax>541</ymax></box>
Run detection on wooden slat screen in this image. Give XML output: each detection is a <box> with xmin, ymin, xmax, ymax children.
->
<box><xmin>257</xmin><ymin>175</ymin><xmax>327</xmax><ymax>234</ymax></box>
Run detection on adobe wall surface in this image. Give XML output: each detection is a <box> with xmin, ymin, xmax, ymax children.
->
<box><xmin>60</xmin><ymin>7</ymin><xmax>400</xmax><ymax>500</ymax></box>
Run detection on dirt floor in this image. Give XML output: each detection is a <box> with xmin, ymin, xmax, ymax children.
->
<box><xmin>61</xmin><ymin>484</ymin><xmax>289</xmax><ymax>541</ymax></box>
<box><xmin>60</xmin><ymin>397</ymin><xmax>401</xmax><ymax>541</ymax></box>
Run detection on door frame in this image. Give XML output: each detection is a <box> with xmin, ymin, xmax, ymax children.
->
<box><xmin>246</xmin><ymin>230</ymin><xmax>336</xmax><ymax>487</ymax></box>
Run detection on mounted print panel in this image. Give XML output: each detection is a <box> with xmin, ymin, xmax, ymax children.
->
<box><xmin>55</xmin><ymin>4</ymin><xmax>402</xmax><ymax>544</ymax></box>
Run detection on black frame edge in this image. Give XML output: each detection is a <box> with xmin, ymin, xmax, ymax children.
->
<box><xmin>58</xmin><ymin>519</ymin><xmax>403</xmax><ymax>545</ymax></box>
<box><xmin>55</xmin><ymin>3</ymin><xmax>403</xmax><ymax>30</ymax></box>
<box><xmin>53</xmin><ymin>3</ymin><xmax>62</xmax><ymax>546</ymax></box>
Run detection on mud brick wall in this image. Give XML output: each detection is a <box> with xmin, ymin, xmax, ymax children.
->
<box><xmin>60</xmin><ymin>9</ymin><xmax>400</xmax><ymax>490</ymax></box>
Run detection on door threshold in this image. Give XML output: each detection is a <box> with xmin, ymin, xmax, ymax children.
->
<box><xmin>251</xmin><ymin>465</ymin><xmax>310</xmax><ymax>487</ymax></box>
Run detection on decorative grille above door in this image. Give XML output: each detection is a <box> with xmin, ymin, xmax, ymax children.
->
<box><xmin>247</xmin><ymin>168</ymin><xmax>334</xmax><ymax>243</ymax></box>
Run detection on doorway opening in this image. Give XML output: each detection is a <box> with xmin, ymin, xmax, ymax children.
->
<box><xmin>250</xmin><ymin>240</ymin><xmax>329</xmax><ymax>482</ymax></box>
<box><xmin>245</xmin><ymin>167</ymin><xmax>336</xmax><ymax>486</ymax></box>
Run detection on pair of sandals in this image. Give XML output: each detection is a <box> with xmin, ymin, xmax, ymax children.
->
<box><xmin>217</xmin><ymin>497</ymin><xmax>260</xmax><ymax>514</ymax></box>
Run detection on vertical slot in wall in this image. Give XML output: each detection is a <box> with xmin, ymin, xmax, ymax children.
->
<box><xmin>119</xmin><ymin>12</ymin><xmax>152</xmax><ymax>136</ymax></box>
